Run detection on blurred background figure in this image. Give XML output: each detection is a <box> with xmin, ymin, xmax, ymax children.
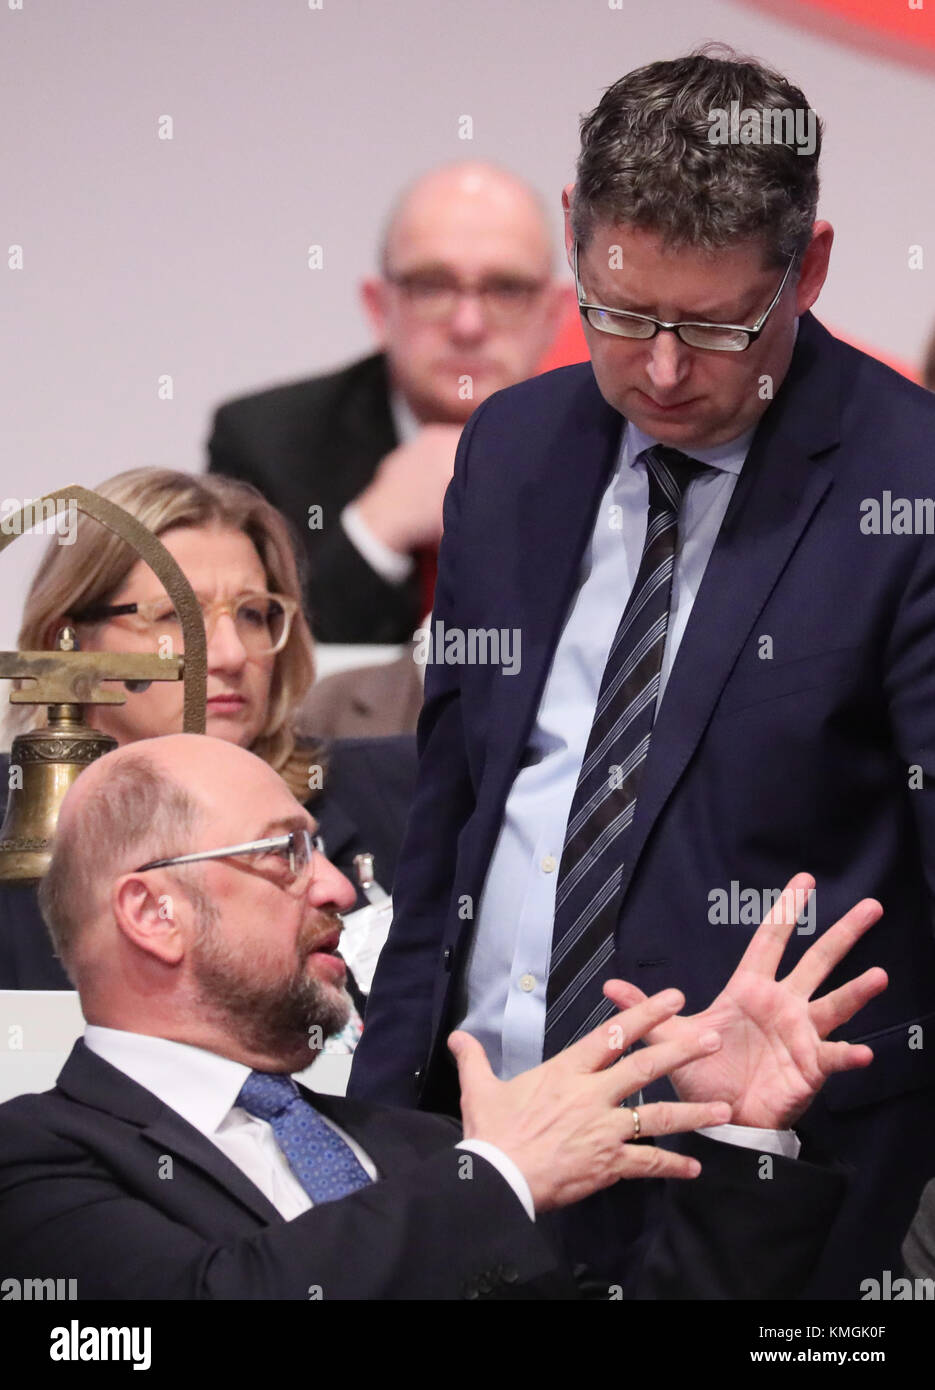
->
<box><xmin>0</xmin><ymin>468</ymin><xmax>416</xmax><ymax>1009</ymax></box>
<box><xmin>207</xmin><ymin>161</ymin><xmax>566</xmax><ymax>644</ymax></box>
<box><xmin>297</xmin><ymin>625</ymin><xmax>424</xmax><ymax>740</ymax></box>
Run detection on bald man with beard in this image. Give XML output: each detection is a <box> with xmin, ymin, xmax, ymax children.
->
<box><xmin>208</xmin><ymin>162</ymin><xmax>566</xmax><ymax>643</ymax></box>
<box><xmin>0</xmin><ymin>735</ymin><xmax>886</xmax><ymax>1300</ymax></box>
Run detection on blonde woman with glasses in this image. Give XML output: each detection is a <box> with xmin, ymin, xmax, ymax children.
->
<box><xmin>0</xmin><ymin>468</ymin><xmax>417</xmax><ymax>1000</ymax></box>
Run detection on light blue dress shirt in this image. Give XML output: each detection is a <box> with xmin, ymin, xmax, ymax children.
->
<box><xmin>456</xmin><ymin>417</ymin><xmax>756</xmax><ymax>1079</ymax></box>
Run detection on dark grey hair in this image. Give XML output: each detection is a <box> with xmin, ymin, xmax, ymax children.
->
<box><xmin>572</xmin><ymin>45</ymin><xmax>822</xmax><ymax>269</ymax></box>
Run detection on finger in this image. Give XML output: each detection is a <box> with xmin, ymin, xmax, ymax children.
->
<box><xmin>809</xmin><ymin>967</ymin><xmax>888</xmax><ymax>1037</ymax></box>
<box><xmin>732</xmin><ymin>872</ymin><xmax>815</xmax><ymax>980</ymax></box>
<box><xmin>628</xmin><ymin>1099</ymin><xmax>732</xmax><ymax>1138</ymax></box>
<box><xmin>816</xmin><ymin>1039</ymin><xmax>874</xmax><ymax>1077</ymax></box>
<box><xmin>447</xmin><ymin>1030</ymin><xmax>493</xmax><ymax>1090</ymax></box>
<box><xmin>611</xmin><ymin>1143</ymin><xmax>704</xmax><ymax>1181</ymax></box>
<box><xmin>603</xmin><ymin>978</ymin><xmax>681</xmax><ymax>1050</ymax></box>
<box><xmin>602</xmin><ymin>1027</ymin><xmax>723</xmax><ymax>1104</ymax></box>
<box><xmin>786</xmin><ymin>898</ymin><xmax>883</xmax><ymax>998</ymax></box>
<box><xmin>603</xmin><ymin>979</ymin><xmax>648</xmax><ymax>1011</ymax></box>
<box><xmin>567</xmin><ymin>989</ymin><xmax>686</xmax><ymax>1073</ymax></box>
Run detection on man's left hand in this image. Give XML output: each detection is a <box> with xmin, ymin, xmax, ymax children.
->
<box><xmin>604</xmin><ymin>873</ymin><xmax>887</xmax><ymax>1130</ymax></box>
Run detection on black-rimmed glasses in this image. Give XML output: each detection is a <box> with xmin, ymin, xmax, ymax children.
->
<box><xmin>573</xmin><ymin>241</ymin><xmax>796</xmax><ymax>352</ymax></box>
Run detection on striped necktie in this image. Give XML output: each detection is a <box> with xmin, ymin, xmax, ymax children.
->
<box><xmin>237</xmin><ymin>1071</ymin><xmax>371</xmax><ymax>1205</ymax></box>
<box><xmin>543</xmin><ymin>445</ymin><xmax>707</xmax><ymax>1058</ymax></box>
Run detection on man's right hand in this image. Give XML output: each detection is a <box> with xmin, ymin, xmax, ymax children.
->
<box><xmin>449</xmin><ymin>990</ymin><xmax>731</xmax><ymax>1213</ymax></box>
<box><xmin>354</xmin><ymin>424</ymin><xmax>461</xmax><ymax>554</ymax></box>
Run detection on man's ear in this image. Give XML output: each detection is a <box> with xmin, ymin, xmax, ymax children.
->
<box><xmin>794</xmin><ymin>221</ymin><xmax>834</xmax><ymax>316</ymax></box>
<box><xmin>111</xmin><ymin>872</ymin><xmax>187</xmax><ymax>966</ymax></box>
<box><xmin>562</xmin><ymin>184</ymin><xmax>576</xmax><ymax>268</ymax></box>
<box><xmin>360</xmin><ymin>277</ymin><xmax>389</xmax><ymax>346</ymax></box>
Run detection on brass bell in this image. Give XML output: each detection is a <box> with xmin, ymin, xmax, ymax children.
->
<box><xmin>0</xmin><ymin>627</ymin><xmax>119</xmax><ymax>880</ymax></box>
<box><xmin>0</xmin><ymin>485</ymin><xmax>207</xmax><ymax>882</ymax></box>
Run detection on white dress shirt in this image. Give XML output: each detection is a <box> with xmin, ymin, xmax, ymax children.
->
<box><xmin>83</xmin><ymin>1025</ymin><xmax>536</xmax><ymax>1219</ymax></box>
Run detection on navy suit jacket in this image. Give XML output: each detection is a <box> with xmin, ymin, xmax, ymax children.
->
<box><xmin>350</xmin><ymin>311</ymin><xmax>935</xmax><ymax>1296</ymax></box>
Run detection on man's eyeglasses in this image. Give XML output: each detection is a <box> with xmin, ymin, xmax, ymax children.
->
<box><xmin>71</xmin><ymin>592</ymin><xmax>298</xmax><ymax>657</ymax></box>
<box><xmin>385</xmin><ymin>268</ymin><xmax>548</xmax><ymax>324</ymax></box>
<box><xmin>135</xmin><ymin>828</ymin><xmax>325</xmax><ymax>895</ymax></box>
<box><xmin>573</xmin><ymin>241</ymin><xmax>796</xmax><ymax>352</ymax></box>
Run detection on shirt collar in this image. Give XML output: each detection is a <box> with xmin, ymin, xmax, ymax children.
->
<box><xmin>623</xmin><ymin>418</ymin><xmax>754</xmax><ymax>477</ymax></box>
<box><xmin>389</xmin><ymin>388</ymin><xmax>421</xmax><ymax>445</ymax></box>
<box><xmin>83</xmin><ymin>1025</ymin><xmax>253</xmax><ymax>1138</ymax></box>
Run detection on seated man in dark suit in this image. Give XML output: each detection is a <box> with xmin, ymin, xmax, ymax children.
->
<box><xmin>207</xmin><ymin>161</ymin><xmax>566</xmax><ymax>642</ymax></box>
<box><xmin>0</xmin><ymin>733</ymin><xmax>885</xmax><ymax>1298</ymax></box>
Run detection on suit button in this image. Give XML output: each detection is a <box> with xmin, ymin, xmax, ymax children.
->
<box><xmin>413</xmin><ymin>1069</ymin><xmax>422</xmax><ymax>1082</ymax></box>
<box><xmin>443</xmin><ymin>946</ymin><xmax>453</xmax><ymax>970</ymax></box>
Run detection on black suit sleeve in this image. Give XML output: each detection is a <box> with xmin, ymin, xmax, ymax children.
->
<box><xmin>0</xmin><ymin>1108</ymin><xmax>573</xmax><ymax>1301</ymax></box>
<box><xmin>631</xmin><ymin>1135</ymin><xmax>848</xmax><ymax>1300</ymax></box>
<box><xmin>348</xmin><ymin>403</ymin><xmax>488</xmax><ymax>1108</ymax></box>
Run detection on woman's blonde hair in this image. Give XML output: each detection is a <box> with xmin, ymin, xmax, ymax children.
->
<box><xmin>12</xmin><ymin>468</ymin><xmax>316</xmax><ymax>797</ymax></box>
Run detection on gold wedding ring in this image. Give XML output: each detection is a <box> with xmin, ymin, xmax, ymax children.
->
<box><xmin>630</xmin><ymin>1107</ymin><xmax>641</xmax><ymax>1140</ymax></box>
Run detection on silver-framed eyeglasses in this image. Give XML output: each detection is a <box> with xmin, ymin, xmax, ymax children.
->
<box><xmin>71</xmin><ymin>591</ymin><xmax>298</xmax><ymax>657</ymax></box>
<box><xmin>573</xmin><ymin>240</ymin><xmax>796</xmax><ymax>352</ymax></box>
<box><xmin>135</xmin><ymin>828</ymin><xmax>325</xmax><ymax>893</ymax></box>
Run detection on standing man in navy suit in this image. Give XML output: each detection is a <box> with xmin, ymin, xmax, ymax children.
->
<box><xmin>351</xmin><ymin>47</ymin><xmax>935</xmax><ymax>1297</ymax></box>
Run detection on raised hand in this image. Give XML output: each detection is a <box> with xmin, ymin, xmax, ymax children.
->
<box><xmin>604</xmin><ymin>873</ymin><xmax>888</xmax><ymax>1130</ymax></box>
<box><xmin>449</xmin><ymin>988</ymin><xmax>732</xmax><ymax>1213</ymax></box>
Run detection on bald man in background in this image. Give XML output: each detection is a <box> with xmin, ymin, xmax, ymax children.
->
<box><xmin>208</xmin><ymin>162</ymin><xmax>565</xmax><ymax>643</ymax></box>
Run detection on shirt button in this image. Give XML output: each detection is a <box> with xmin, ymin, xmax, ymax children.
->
<box><xmin>518</xmin><ymin>973</ymin><xmax>536</xmax><ymax>993</ymax></box>
<box><xmin>541</xmin><ymin>855</ymin><xmax>558</xmax><ymax>873</ymax></box>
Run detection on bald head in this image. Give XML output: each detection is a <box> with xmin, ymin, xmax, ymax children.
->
<box><xmin>40</xmin><ymin>737</ymin><xmax>211</xmax><ymax>981</ymax></box>
<box><xmin>40</xmin><ymin>735</ymin><xmax>359</xmax><ymax>1066</ymax></box>
<box><xmin>380</xmin><ymin>162</ymin><xmax>554</xmax><ymax>277</ymax></box>
<box><xmin>362</xmin><ymin>161</ymin><xmax>563</xmax><ymax>424</ymax></box>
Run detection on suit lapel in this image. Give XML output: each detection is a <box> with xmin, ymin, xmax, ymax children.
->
<box><xmin>615</xmin><ymin>313</ymin><xmax>843</xmax><ymax>902</ymax></box>
<box><xmin>485</xmin><ymin>368</ymin><xmax>624</xmax><ymax>784</ymax></box>
<box><xmin>56</xmin><ymin>1041</ymin><xmax>282</xmax><ymax>1224</ymax></box>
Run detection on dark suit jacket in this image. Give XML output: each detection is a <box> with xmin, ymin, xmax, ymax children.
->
<box><xmin>0</xmin><ymin>736</ymin><xmax>417</xmax><ymax>991</ymax></box>
<box><xmin>207</xmin><ymin>354</ymin><xmax>421</xmax><ymax>643</ymax></box>
<box><xmin>350</xmin><ymin>311</ymin><xmax>935</xmax><ymax>1297</ymax></box>
<box><xmin>0</xmin><ymin>1040</ymin><xmax>846</xmax><ymax>1300</ymax></box>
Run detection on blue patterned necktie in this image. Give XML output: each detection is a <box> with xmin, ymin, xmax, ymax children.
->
<box><xmin>237</xmin><ymin>1071</ymin><xmax>371</xmax><ymax>1205</ymax></box>
<box><xmin>543</xmin><ymin>446</ymin><xmax>708</xmax><ymax>1058</ymax></box>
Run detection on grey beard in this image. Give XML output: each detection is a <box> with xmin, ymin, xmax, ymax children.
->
<box><xmin>190</xmin><ymin>905</ymin><xmax>351</xmax><ymax>1066</ymax></box>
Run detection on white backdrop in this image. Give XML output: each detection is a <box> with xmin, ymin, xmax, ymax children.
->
<box><xmin>2</xmin><ymin>0</ymin><xmax>933</xmax><ymax>647</ymax></box>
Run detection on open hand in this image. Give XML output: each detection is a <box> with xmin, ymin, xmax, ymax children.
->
<box><xmin>604</xmin><ymin>873</ymin><xmax>887</xmax><ymax>1130</ymax></box>
<box><xmin>449</xmin><ymin>988</ymin><xmax>732</xmax><ymax>1212</ymax></box>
